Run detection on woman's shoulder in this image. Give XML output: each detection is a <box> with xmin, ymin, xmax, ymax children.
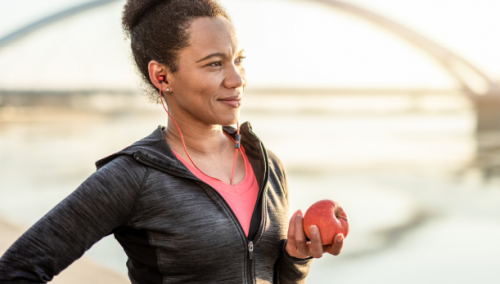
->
<box><xmin>94</xmin><ymin>154</ymin><xmax>150</xmax><ymax>185</ymax></box>
<box><xmin>267</xmin><ymin>149</ymin><xmax>284</xmax><ymax>168</ymax></box>
<box><xmin>266</xmin><ymin>149</ymin><xmax>287</xmax><ymax>179</ymax></box>
<box><xmin>97</xmin><ymin>154</ymin><xmax>143</xmax><ymax>170</ymax></box>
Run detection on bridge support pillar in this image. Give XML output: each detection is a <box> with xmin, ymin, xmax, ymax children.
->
<box><xmin>472</xmin><ymin>94</ymin><xmax>500</xmax><ymax>181</ymax></box>
<box><xmin>474</xmin><ymin>95</ymin><xmax>500</xmax><ymax>133</ymax></box>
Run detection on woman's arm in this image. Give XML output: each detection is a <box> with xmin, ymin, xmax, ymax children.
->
<box><xmin>275</xmin><ymin>240</ymin><xmax>313</xmax><ymax>284</ymax></box>
<box><xmin>0</xmin><ymin>156</ymin><xmax>148</xmax><ymax>283</ymax></box>
<box><xmin>265</xmin><ymin>151</ymin><xmax>313</xmax><ymax>283</ymax></box>
<box><xmin>268</xmin><ymin>151</ymin><xmax>343</xmax><ymax>283</ymax></box>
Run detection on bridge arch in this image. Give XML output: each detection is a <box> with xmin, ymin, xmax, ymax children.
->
<box><xmin>0</xmin><ymin>0</ymin><xmax>121</xmax><ymax>48</ymax></box>
<box><xmin>0</xmin><ymin>0</ymin><xmax>498</xmax><ymax>97</ymax></box>
<box><xmin>311</xmin><ymin>0</ymin><xmax>498</xmax><ymax>97</ymax></box>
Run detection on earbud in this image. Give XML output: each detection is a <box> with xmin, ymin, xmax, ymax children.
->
<box><xmin>157</xmin><ymin>75</ymin><xmax>165</xmax><ymax>83</ymax></box>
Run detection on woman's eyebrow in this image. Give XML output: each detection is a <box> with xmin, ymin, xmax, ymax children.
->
<box><xmin>196</xmin><ymin>53</ymin><xmax>226</xmax><ymax>63</ymax></box>
<box><xmin>196</xmin><ymin>49</ymin><xmax>245</xmax><ymax>63</ymax></box>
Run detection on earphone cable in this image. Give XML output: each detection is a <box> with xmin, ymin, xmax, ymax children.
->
<box><xmin>159</xmin><ymin>87</ymin><xmax>240</xmax><ymax>185</ymax></box>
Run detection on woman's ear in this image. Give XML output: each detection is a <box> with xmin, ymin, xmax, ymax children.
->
<box><xmin>148</xmin><ymin>60</ymin><xmax>171</xmax><ymax>91</ymax></box>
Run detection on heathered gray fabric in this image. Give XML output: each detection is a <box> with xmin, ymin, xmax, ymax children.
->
<box><xmin>0</xmin><ymin>122</ymin><xmax>312</xmax><ymax>283</ymax></box>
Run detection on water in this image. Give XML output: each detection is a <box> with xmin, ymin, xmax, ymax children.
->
<box><xmin>1</xmin><ymin>93</ymin><xmax>500</xmax><ymax>283</ymax></box>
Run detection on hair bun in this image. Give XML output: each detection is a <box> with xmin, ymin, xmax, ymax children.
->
<box><xmin>122</xmin><ymin>0</ymin><xmax>167</xmax><ymax>36</ymax></box>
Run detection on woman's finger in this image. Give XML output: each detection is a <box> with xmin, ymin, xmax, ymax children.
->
<box><xmin>324</xmin><ymin>233</ymin><xmax>344</xmax><ymax>256</ymax></box>
<box><xmin>307</xmin><ymin>225</ymin><xmax>324</xmax><ymax>258</ymax></box>
<box><xmin>294</xmin><ymin>210</ymin><xmax>308</xmax><ymax>255</ymax></box>
<box><xmin>286</xmin><ymin>211</ymin><xmax>298</xmax><ymax>255</ymax></box>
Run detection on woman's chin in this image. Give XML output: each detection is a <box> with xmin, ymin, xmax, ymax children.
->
<box><xmin>216</xmin><ymin>115</ymin><xmax>240</xmax><ymax>127</ymax></box>
<box><xmin>215</xmin><ymin>110</ymin><xmax>241</xmax><ymax>126</ymax></box>
<box><xmin>222</xmin><ymin>119</ymin><xmax>240</xmax><ymax>127</ymax></box>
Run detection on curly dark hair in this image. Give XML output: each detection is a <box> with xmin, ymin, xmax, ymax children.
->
<box><xmin>122</xmin><ymin>0</ymin><xmax>231</xmax><ymax>102</ymax></box>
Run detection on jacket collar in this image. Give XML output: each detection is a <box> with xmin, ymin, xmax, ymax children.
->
<box><xmin>95</xmin><ymin>122</ymin><xmax>267</xmax><ymax>188</ymax></box>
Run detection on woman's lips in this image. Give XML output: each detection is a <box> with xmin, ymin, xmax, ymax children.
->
<box><xmin>218</xmin><ymin>96</ymin><xmax>242</xmax><ymax>108</ymax></box>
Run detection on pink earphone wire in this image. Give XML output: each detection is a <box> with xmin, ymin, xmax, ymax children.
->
<box><xmin>159</xmin><ymin>86</ymin><xmax>240</xmax><ymax>185</ymax></box>
<box><xmin>230</xmin><ymin>121</ymin><xmax>240</xmax><ymax>185</ymax></box>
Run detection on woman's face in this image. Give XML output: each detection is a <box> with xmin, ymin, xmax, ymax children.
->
<box><xmin>166</xmin><ymin>16</ymin><xmax>246</xmax><ymax>127</ymax></box>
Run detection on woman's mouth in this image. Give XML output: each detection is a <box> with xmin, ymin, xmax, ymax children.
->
<box><xmin>218</xmin><ymin>96</ymin><xmax>242</xmax><ymax>108</ymax></box>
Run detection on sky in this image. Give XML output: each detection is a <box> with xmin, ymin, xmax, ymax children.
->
<box><xmin>0</xmin><ymin>0</ymin><xmax>499</xmax><ymax>91</ymax></box>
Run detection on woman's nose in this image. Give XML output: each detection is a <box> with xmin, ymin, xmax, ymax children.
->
<box><xmin>223</xmin><ymin>64</ymin><xmax>245</xmax><ymax>89</ymax></box>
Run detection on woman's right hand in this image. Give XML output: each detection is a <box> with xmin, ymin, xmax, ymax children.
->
<box><xmin>285</xmin><ymin>210</ymin><xmax>344</xmax><ymax>259</ymax></box>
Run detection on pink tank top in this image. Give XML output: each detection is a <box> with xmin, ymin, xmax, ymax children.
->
<box><xmin>172</xmin><ymin>145</ymin><xmax>259</xmax><ymax>237</ymax></box>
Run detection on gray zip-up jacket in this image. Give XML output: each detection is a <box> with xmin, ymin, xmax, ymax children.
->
<box><xmin>0</xmin><ymin>122</ymin><xmax>313</xmax><ymax>283</ymax></box>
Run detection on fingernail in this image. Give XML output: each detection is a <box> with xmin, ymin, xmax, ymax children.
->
<box><xmin>310</xmin><ymin>225</ymin><xmax>318</xmax><ymax>234</ymax></box>
<box><xmin>336</xmin><ymin>234</ymin><xmax>344</xmax><ymax>243</ymax></box>
<box><xmin>297</xmin><ymin>210</ymin><xmax>303</xmax><ymax>217</ymax></box>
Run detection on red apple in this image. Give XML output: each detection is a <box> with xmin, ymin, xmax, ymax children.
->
<box><xmin>303</xmin><ymin>199</ymin><xmax>349</xmax><ymax>245</ymax></box>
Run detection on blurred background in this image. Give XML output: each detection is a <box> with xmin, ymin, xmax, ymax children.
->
<box><xmin>1</xmin><ymin>0</ymin><xmax>500</xmax><ymax>283</ymax></box>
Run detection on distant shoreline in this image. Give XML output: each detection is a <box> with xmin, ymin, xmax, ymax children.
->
<box><xmin>0</xmin><ymin>88</ymin><xmax>458</xmax><ymax>97</ymax></box>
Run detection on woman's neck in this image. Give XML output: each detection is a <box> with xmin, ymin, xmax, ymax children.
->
<box><xmin>163</xmin><ymin>116</ymin><xmax>229</xmax><ymax>157</ymax></box>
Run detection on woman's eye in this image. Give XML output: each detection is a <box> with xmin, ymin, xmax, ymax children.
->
<box><xmin>235</xmin><ymin>56</ymin><xmax>246</xmax><ymax>64</ymax></box>
<box><xmin>209</xmin><ymin>61</ymin><xmax>222</xmax><ymax>67</ymax></box>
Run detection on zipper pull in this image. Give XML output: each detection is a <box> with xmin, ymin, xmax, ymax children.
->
<box><xmin>248</xmin><ymin>241</ymin><xmax>254</xmax><ymax>260</ymax></box>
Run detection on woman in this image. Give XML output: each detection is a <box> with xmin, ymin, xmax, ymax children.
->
<box><xmin>0</xmin><ymin>0</ymin><xmax>343</xmax><ymax>283</ymax></box>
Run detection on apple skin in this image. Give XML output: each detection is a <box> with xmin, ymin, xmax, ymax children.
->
<box><xmin>303</xmin><ymin>199</ymin><xmax>349</xmax><ymax>245</ymax></box>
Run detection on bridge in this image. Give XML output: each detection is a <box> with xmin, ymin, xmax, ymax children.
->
<box><xmin>0</xmin><ymin>0</ymin><xmax>499</xmax><ymax>132</ymax></box>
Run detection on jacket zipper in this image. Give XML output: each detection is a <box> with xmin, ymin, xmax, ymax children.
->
<box><xmin>133</xmin><ymin>149</ymin><xmax>269</xmax><ymax>284</ymax></box>
<box><xmin>248</xmin><ymin>241</ymin><xmax>254</xmax><ymax>260</ymax></box>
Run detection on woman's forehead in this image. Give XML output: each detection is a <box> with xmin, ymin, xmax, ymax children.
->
<box><xmin>186</xmin><ymin>16</ymin><xmax>240</xmax><ymax>58</ymax></box>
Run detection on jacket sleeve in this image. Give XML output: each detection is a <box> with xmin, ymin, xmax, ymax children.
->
<box><xmin>267</xmin><ymin>150</ymin><xmax>314</xmax><ymax>283</ymax></box>
<box><xmin>0</xmin><ymin>156</ymin><xmax>147</xmax><ymax>283</ymax></box>
<box><xmin>277</xmin><ymin>241</ymin><xmax>313</xmax><ymax>284</ymax></box>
